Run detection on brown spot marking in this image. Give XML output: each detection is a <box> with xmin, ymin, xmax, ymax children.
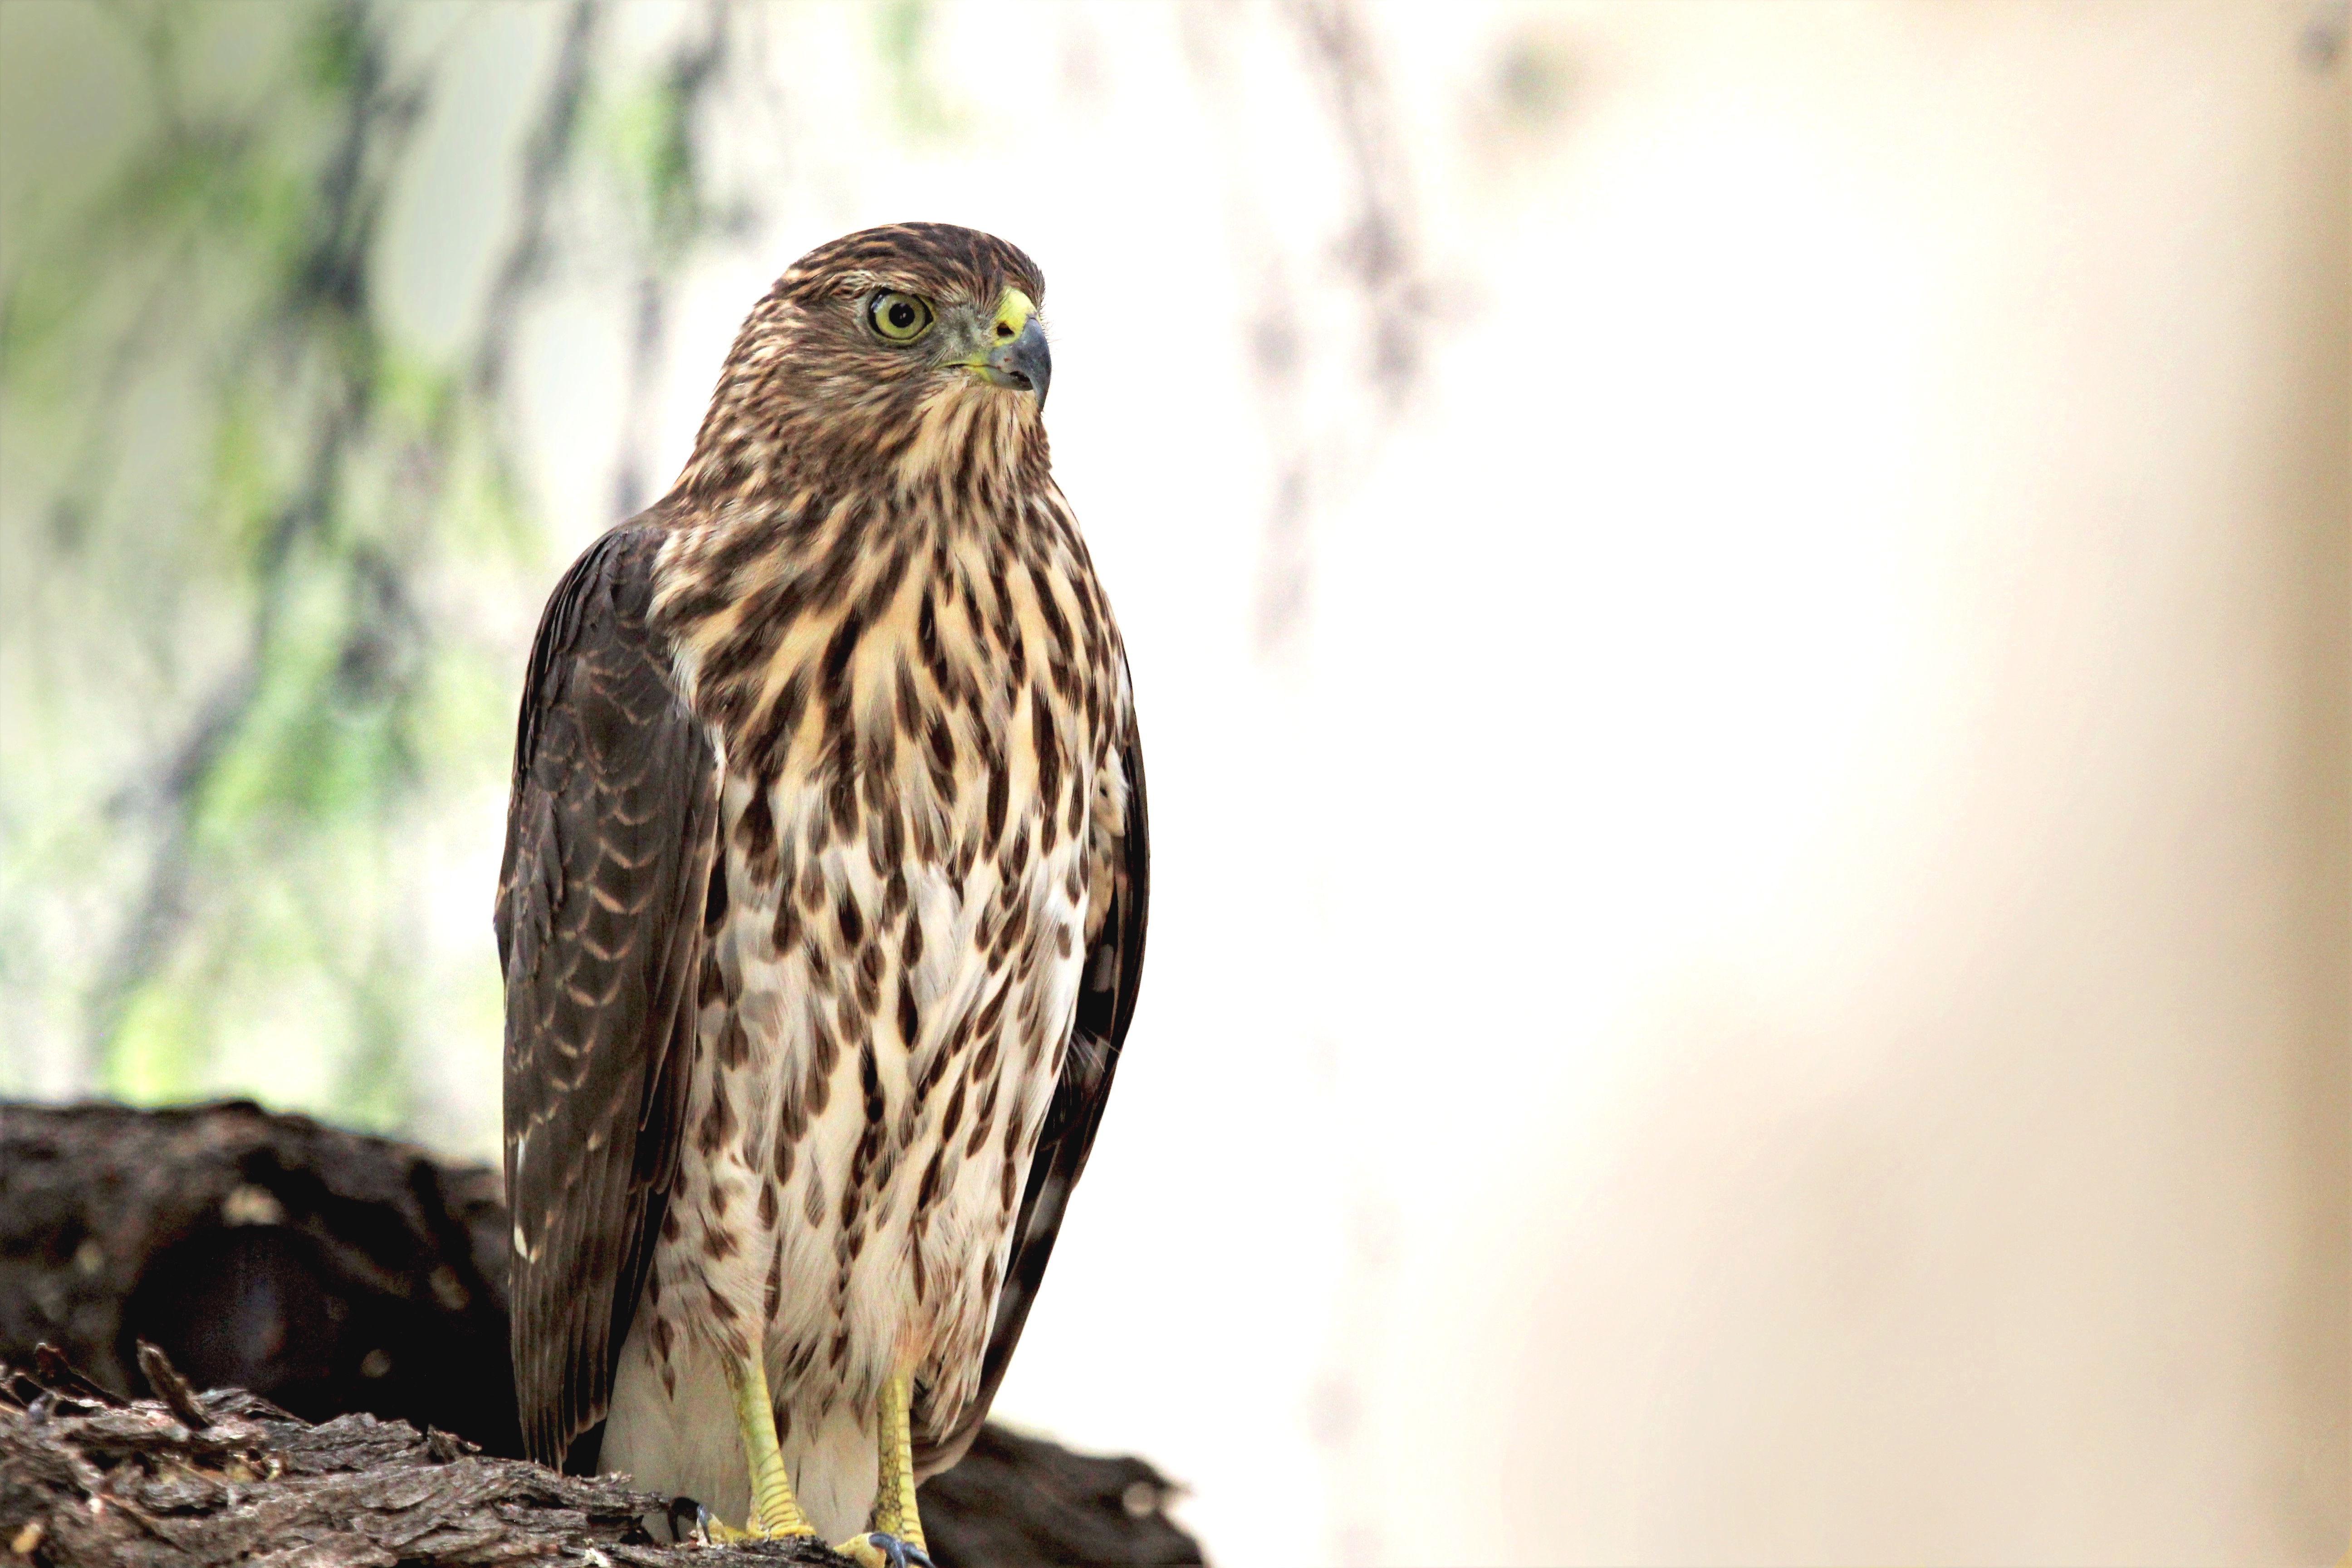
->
<box><xmin>923</xmin><ymin>710</ymin><xmax>956</xmax><ymax>798</ymax></box>
<box><xmin>893</xmin><ymin>656</ymin><xmax>919</xmax><ymax>735</ymax></box>
<box><xmin>966</xmin><ymin>1079</ymin><xmax>1000</xmax><ymax>1158</ymax></box>
<box><xmin>916</xmin><ymin>1147</ymin><xmax>946</xmax><ymax>1215</ymax></box>
<box><xmin>704</xmin><ymin>1224</ymin><xmax>740</xmax><ymax>1262</ymax></box>
<box><xmin>860</xmin><ymin>1039</ymin><xmax>886</xmax><ymax>1125</ymax></box>
<box><xmin>750</xmin><ymin>669</ymin><xmax>810</xmax><ymax>777</ymax></box>
<box><xmin>1032</xmin><ymin>698</ymin><xmax>1062</xmax><ymax>843</ymax></box>
<box><xmin>717</xmin><ymin>1014</ymin><xmax>750</xmax><ymax>1069</ymax></box>
<box><xmin>803</xmin><ymin>1170</ymin><xmax>827</xmax><ymax>1228</ymax></box>
<box><xmin>973</xmin><ymin>901</ymin><xmax>997</xmax><ymax>956</ymax></box>
<box><xmin>1003</xmin><ymin>614</ymin><xmax>1028</xmax><ymax>688</ymax></box>
<box><xmin>939</xmin><ymin>1076</ymin><xmax>968</xmax><ymax>1143</ymax></box>
<box><xmin>737</xmin><ymin>786</ymin><xmax>778</xmax><ymax>883</ymax></box>
<box><xmin>827</xmin><ymin>760</ymin><xmax>859</xmax><ymax>843</ymax></box>
<box><xmin>900</xmin><ymin>914</ymin><xmax>925</xmax><ymax>971</ymax></box>
<box><xmin>918</xmin><ymin>585</ymin><xmax>947</xmax><ymax>685</ymax></box>
<box><xmin>971</xmin><ymin>1028</ymin><xmax>1003</xmax><ymax>1096</ymax></box>
<box><xmin>804</xmin><ymin>1014</ymin><xmax>838</xmax><ymax>1117</ymax></box>
<box><xmin>759</xmin><ymin>1179</ymin><xmax>779</xmax><ymax>1228</ymax></box>
<box><xmin>837</xmin><ymin>885</ymin><xmax>865</xmax><ymax>948</ymax></box>
<box><xmin>709</xmin><ymin>1073</ymin><xmax>738</xmax><ymax>1142</ymax></box>
<box><xmin>991</xmin><ymin>897</ymin><xmax>1028</xmax><ymax>964</ymax></box>
<box><xmin>896</xmin><ymin>974</ymin><xmax>919</xmax><ymax>1049</ymax></box>
<box><xmin>860</xmin><ymin>723</ymin><xmax>899</xmax><ymax>816</ymax></box>
<box><xmin>984</xmin><ymin>763</ymin><xmax>1009</xmax><ymax>851</ymax></box>
<box><xmin>695</xmin><ymin>1090</ymin><xmax>725</xmax><ymax>1156</ymax></box>
<box><xmin>975</xmin><ymin>983</ymin><xmax>1009</xmax><ymax>1042</ymax></box>
<box><xmin>704</xmin><ymin>858</ymin><xmax>731</xmax><ymax>933</ymax></box>
<box><xmin>852</xmin><ymin>1054</ymin><xmax>887</xmax><ymax>1185</ymax></box>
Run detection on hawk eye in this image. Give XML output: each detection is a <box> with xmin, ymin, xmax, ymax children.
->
<box><xmin>867</xmin><ymin>291</ymin><xmax>933</xmax><ymax>343</ymax></box>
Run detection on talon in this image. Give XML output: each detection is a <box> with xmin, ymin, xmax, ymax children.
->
<box><xmin>691</xmin><ymin>1506</ymin><xmax>816</xmax><ymax>1545</ymax></box>
<box><xmin>666</xmin><ymin>1496</ymin><xmax>711</xmax><ymax>1544</ymax></box>
<box><xmin>836</xmin><ymin>1532</ymin><xmax>933</xmax><ymax>1568</ymax></box>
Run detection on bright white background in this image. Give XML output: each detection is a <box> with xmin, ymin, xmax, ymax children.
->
<box><xmin>425</xmin><ymin>5</ymin><xmax>2352</xmax><ymax>1562</ymax></box>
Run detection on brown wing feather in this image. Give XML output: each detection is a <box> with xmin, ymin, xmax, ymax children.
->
<box><xmin>497</xmin><ymin>519</ymin><xmax>717</xmax><ymax>1470</ymax></box>
<box><xmin>913</xmin><ymin>714</ymin><xmax>1150</xmax><ymax>1478</ymax></box>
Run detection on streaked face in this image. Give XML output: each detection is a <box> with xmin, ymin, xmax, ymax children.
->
<box><xmin>811</xmin><ymin>274</ymin><xmax>1051</xmax><ymax>412</ymax></box>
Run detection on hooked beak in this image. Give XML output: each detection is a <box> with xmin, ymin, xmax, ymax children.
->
<box><xmin>968</xmin><ymin>288</ymin><xmax>1051</xmax><ymax>410</ymax></box>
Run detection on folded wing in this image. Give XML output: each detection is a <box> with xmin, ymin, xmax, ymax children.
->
<box><xmin>496</xmin><ymin>522</ymin><xmax>719</xmax><ymax>1470</ymax></box>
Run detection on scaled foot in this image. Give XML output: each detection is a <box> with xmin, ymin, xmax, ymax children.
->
<box><xmin>669</xmin><ymin>1498</ymin><xmax>820</xmax><ymax>1548</ymax></box>
<box><xmin>835</xmin><ymin>1533</ymin><xmax>934</xmax><ymax>1568</ymax></box>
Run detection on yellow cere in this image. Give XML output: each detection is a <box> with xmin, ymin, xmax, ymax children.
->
<box><xmin>993</xmin><ymin>288</ymin><xmax>1036</xmax><ymax>341</ymax></box>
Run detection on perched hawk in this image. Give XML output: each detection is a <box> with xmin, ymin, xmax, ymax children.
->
<box><xmin>496</xmin><ymin>224</ymin><xmax>1147</xmax><ymax>1562</ymax></box>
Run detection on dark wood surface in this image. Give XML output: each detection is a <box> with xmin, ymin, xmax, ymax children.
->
<box><xmin>0</xmin><ymin>1100</ymin><xmax>1203</xmax><ymax>1567</ymax></box>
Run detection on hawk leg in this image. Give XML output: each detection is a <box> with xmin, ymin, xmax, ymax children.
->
<box><xmin>837</xmin><ymin>1370</ymin><xmax>932</xmax><ymax>1568</ymax></box>
<box><xmin>702</xmin><ymin>1349</ymin><xmax>816</xmax><ymax>1541</ymax></box>
<box><xmin>703</xmin><ymin>1355</ymin><xmax>931</xmax><ymax>1566</ymax></box>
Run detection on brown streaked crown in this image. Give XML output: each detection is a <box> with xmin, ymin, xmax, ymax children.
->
<box><xmin>675</xmin><ymin>222</ymin><xmax>1050</xmax><ymax>503</ymax></box>
<box><xmin>775</xmin><ymin>222</ymin><xmax>1044</xmax><ymax>309</ymax></box>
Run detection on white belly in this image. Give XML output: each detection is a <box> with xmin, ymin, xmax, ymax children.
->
<box><xmin>598</xmin><ymin>764</ymin><xmax>1089</xmax><ymax>1540</ymax></box>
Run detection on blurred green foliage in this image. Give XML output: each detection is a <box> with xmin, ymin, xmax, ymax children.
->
<box><xmin>0</xmin><ymin>0</ymin><xmax>978</xmax><ymax>1151</ymax></box>
<box><xmin>0</xmin><ymin>0</ymin><xmax>569</xmax><ymax>1143</ymax></box>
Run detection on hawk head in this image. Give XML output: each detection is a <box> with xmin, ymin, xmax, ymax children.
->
<box><xmin>678</xmin><ymin>223</ymin><xmax>1053</xmax><ymax>500</ymax></box>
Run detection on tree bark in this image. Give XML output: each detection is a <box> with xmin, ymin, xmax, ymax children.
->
<box><xmin>0</xmin><ymin>1101</ymin><xmax>1202</xmax><ymax>1567</ymax></box>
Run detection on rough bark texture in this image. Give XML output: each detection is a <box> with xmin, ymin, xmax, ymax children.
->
<box><xmin>0</xmin><ymin>1102</ymin><xmax>1203</xmax><ymax>1567</ymax></box>
<box><xmin>0</xmin><ymin>1361</ymin><xmax>837</xmax><ymax>1567</ymax></box>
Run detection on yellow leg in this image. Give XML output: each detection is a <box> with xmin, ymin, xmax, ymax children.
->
<box><xmin>871</xmin><ymin>1370</ymin><xmax>925</xmax><ymax>1549</ymax></box>
<box><xmin>837</xmin><ymin>1369</ymin><xmax>932</xmax><ymax>1568</ymax></box>
<box><xmin>713</xmin><ymin>1349</ymin><xmax>814</xmax><ymax>1540</ymax></box>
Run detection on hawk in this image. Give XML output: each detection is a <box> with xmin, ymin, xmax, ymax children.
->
<box><xmin>496</xmin><ymin>224</ymin><xmax>1147</xmax><ymax>1563</ymax></box>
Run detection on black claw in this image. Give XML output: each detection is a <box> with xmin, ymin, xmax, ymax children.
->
<box><xmin>667</xmin><ymin>1495</ymin><xmax>713</xmax><ymax>1545</ymax></box>
<box><xmin>864</xmin><ymin>1534</ymin><xmax>933</xmax><ymax>1568</ymax></box>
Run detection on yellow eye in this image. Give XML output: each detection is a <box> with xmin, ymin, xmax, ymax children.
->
<box><xmin>867</xmin><ymin>291</ymin><xmax>933</xmax><ymax>343</ymax></box>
